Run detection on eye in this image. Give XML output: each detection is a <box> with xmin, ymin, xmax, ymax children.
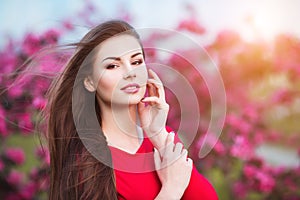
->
<box><xmin>106</xmin><ymin>64</ymin><xmax>119</xmax><ymax>70</ymax></box>
<box><xmin>132</xmin><ymin>59</ymin><xmax>143</xmax><ymax>66</ymax></box>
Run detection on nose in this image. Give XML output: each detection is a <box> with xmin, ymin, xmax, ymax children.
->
<box><xmin>123</xmin><ymin>62</ymin><xmax>136</xmax><ymax>80</ymax></box>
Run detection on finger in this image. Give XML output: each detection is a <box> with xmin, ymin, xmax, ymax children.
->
<box><xmin>164</xmin><ymin>132</ymin><xmax>175</xmax><ymax>156</ymax></box>
<box><xmin>174</xmin><ymin>142</ymin><xmax>183</xmax><ymax>155</ymax></box>
<box><xmin>147</xmin><ymin>82</ymin><xmax>158</xmax><ymax>97</ymax></box>
<box><xmin>137</xmin><ymin>101</ymin><xmax>151</xmax><ymax>128</ymax></box>
<box><xmin>147</xmin><ymin>80</ymin><xmax>160</xmax><ymax>94</ymax></box>
<box><xmin>181</xmin><ymin>148</ymin><xmax>188</xmax><ymax>157</ymax></box>
<box><xmin>147</xmin><ymin>79</ymin><xmax>165</xmax><ymax>99</ymax></box>
<box><xmin>167</xmin><ymin>131</ymin><xmax>175</xmax><ymax>144</ymax></box>
<box><xmin>156</xmin><ymin>131</ymin><xmax>174</xmax><ymax>159</ymax></box>
<box><xmin>147</xmin><ymin>80</ymin><xmax>163</xmax><ymax>98</ymax></box>
<box><xmin>153</xmin><ymin>148</ymin><xmax>161</xmax><ymax>170</ymax></box>
<box><xmin>137</xmin><ymin>101</ymin><xmax>146</xmax><ymax>113</ymax></box>
<box><xmin>147</xmin><ymin>79</ymin><xmax>163</xmax><ymax>87</ymax></box>
<box><xmin>141</xmin><ymin>96</ymin><xmax>160</xmax><ymax>104</ymax></box>
<box><xmin>141</xmin><ymin>97</ymin><xmax>169</xmax><ymax>110</ymax></box>
<box><xmin>187</xmin><ymin>157</ymin><xmax>193</xmax><ymax>167</ymax></box>
<box><xmin>178</xmin><ymin>149</ymin><xmax>188</xmax><ymax>163</ymax></box>
<box><xmin>146</xmin><ymin>84</ymin><xmax>154</xmax><ymax>106</ymax></box>
<box><xmin>147</xmin><ymin>83</ymin><xmax>158</xmax><ymax>107</ymax></box>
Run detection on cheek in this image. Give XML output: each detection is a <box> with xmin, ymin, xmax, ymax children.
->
<box><xmin>94</xmin><ymin>71</ymin><xmax>119</xmax><ymax>100</ymax></box>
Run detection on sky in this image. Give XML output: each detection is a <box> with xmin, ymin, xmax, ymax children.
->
<box><xmin>1</xmin><ymin>0</ymin><xmax>300</xmax><ymax>47</ymax></box>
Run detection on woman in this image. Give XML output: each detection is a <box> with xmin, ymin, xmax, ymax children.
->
<box><xmin>46</xmin><ymin>20</ymin><xmax>218</xmax><ymax>199</ymax></box>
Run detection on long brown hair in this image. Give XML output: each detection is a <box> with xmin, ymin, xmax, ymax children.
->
<box><xmin>46</xmin><ymin>20</ymin><xmax>143</xmax><ymax>199</ymax></box>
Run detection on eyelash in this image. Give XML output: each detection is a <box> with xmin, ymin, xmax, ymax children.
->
<box><xmin>132</xmin><ymin>59</ymin><xmax>143</xmax><ymax>65</ymax></box>
<box><xmin>106</xmin><ymin>59</ymin><xmax>143</xmax><ymax>70</ymax></box>
<box><xmin>106</xmin><ymin>64</ymin><xmax>118</xmax><ymax>69</ymax></box>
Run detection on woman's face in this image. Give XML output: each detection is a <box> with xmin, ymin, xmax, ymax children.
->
<box><xmin>88</xmin><ymin>34</ymin><xmax>147</xmax><ymax>107</ymax></box>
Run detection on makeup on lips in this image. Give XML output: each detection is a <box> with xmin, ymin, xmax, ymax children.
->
<box><xmin>121</xmin><ymin>83</ymin><xmax>140</xmax><ymax>94</ymax></box>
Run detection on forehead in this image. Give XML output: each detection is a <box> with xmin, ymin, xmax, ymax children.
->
<box><xmin>96</xmin><ymin>34</ymin><xmax>142</xmax><ymax>59</ymax></box>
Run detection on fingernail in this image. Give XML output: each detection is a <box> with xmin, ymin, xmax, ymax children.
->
<box><xmin>170</xmin><ymin>131</ymin><xmax>175</xmax><ymax>137</ymax></box>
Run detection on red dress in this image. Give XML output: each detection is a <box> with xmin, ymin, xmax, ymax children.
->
<box><xmin>109</xmin><ymin>128</ymin><xmax>218</xmax><ymax>200</ymax></box>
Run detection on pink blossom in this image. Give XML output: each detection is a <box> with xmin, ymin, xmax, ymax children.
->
<box><xmin>177</xmin><ymin>18</ymin><xmax>205</xmax><ymax>34</ymax></box>
<box><xmin>233</xmin><ymin>181</ymin><xmax>247</xmax><ymax>198</ymax></box>
<box><xmin>243</xmin><ymin>164</ymin><xmax>257</xmax><ymax>178</ymax></box>
<box><xmin>215</xmin><ymin>30</ymin><xmax>241</xmax><ymax>47</ymax></box>
<box><xmin>29</xmin><ymin>168</ymin><xmax>38</xmax><ymax>180</ymax></box>
<box><xmin>271</xmin><ymin>88</ymin><xmax>292</xmax><ymax>103</ymax></box>
<box><xmin>237</xmin><ymin>120</ymin><xmax>251</xmax><ymax>135</ymax></box>
<box><xmin>230</xmin><ymin>135</ymin><xmax>253</xmax><ymax>159</ymax></box>
<box><xmin>243</xmin><ymin>105</ymin><xmax>259</xmax><ymax>122</ymax></box>
<box><xmin>63</xmin><ymin>20</ymin><xmax>74</xmax><ymax>30</ymax></box>
<box><xmin>226</xmin><ymin>114</ymin><xmax>252</xmax><ymax>135</ymax></box>
<box><xmin>256</xmin><ymin>171</ymin><xmax>275</xmax><ymax>193</ymax></box>
<box><xmin>7</xmin><ymin>84</ymin><xmax>23</xmax><ymax>98</ymax></box>
<box><xmin>253</xmin><ymin>130</ymin><xmax>264</xmax><ymax>144</ymax></box>
<box><xmin>6</xmin><ymin>170</ymin><xmax>24</xmax><ymax>185</ymax></box>
<box><xmin>0</xmin><ymin>51</ymin><xmax>17</xmax><ymax>75</ymax></box>
<box><xmin>267</xmin><ymin>130</ymin><xmax>281</xmax><ymax>142</ymax></box>
<box><xmin>43</xmin><ymin>29</ymin><xmax>60</xmax><ymax>45</ymax></box>
<box><xmin>0</xmin><ymin>107</ymin><xmax>9</xmax><ymax>137</ymax></box>
<box><xmin>20</xmin><ymin>181</ymin><xmax>37</xmax><ymax>199</ymax></box>
<box><xmin>7</xmin><ymin>74</ymin><xmax>33</xmax><ymax>98</ymax></box>
<box><xmin>22</xmin><ymin>33</ymin><xmax>41</xmax><ymax>55</ymax></box>
<box><xmin>270</xmin><ymin>166</ymin><xmax>285</xmax><ymax>176</ymax></box>
<box><xmin>32</xmin><ymin>96</ymin><xmax>47</xmax><ymax>110</ymax></box>
<box><xmin>44</xmin><ymin>150</ymin><xmax>50</xmax><ymax>165</ymax></box>
<box><xmin>39</xmin><ymin>54</ymin><xmax>64</xmax><ymax>74</ymax></box>
<box><xmin>225</xmin><ymin>114</ymin><xmax>240</xmax><ymax>128</ymax></box>
<box><xmin>39</xmin><ymin>176</ymin><xmax>50</xmax><ymax>190</ymax></box>
<box><xmin>32</xmin><ymin>77</ymin><xmax>51</xmax><ymax>96</ymax></box>
<box><xmin>197</xmin><ymin>133</ymin><xmax>225</xmax><ymax>155</ymax></box>
<box><xmin>35</xmin><ymin>147</ymin><xmax>45</xmax><ymax>158</ymax></box>
<box><xmin>36</xmin><ymin>146</ymin><xmax>50</xmax><ymax>165</ymax></box>
<box><xmin>17</xmin><ymin>113</ymin><xmax>33</xmax><ymax>133</ymax></box>
<box><xmin>283</xmin><ymin>177</ymin><xmax>298</xmax><ymax>192</ymax></box>
<box><xmin>5</xmin><ymin>147</ymin><xmax>25</xmax><ymax>165</ymax></box>
<box><xmin>169</xmin><ymin>53</ymin><xmax>192</xmax><ymax>70</ymax></box>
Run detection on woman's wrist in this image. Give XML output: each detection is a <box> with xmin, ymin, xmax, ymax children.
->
<box><xmin>155</xmin><ymin>184</ymin><xmax>182</xmax><ymax>200</ymax></box>
<box><xmin>148</xmin><ymin>128</ymin><xmax>169</xmax><ymax>150</ymax></box>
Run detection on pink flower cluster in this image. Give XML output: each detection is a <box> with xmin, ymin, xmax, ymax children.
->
<box><xmin>177</xmin><ymin>18</ymin><xmax>206</xmax><ymax>34</ymax></box>
<box><xmin>243</xmin><ymin>164</ymin><xmax>276</xmax><ymax>193</ymax></box>
<box><xmin>150</xmin><ymin>20</ymin><xmax>300</xmax><ymax>199</ymax></box>
<box><xmin>0</xmin><ymin>21</ymin><xmax>62</xmax><ymax>200</ymax></box>
<box><xmin>35</xmin><ymin>147</ymin><xmax>50</xmax><ymax>165</ymax></box>
<box><xmin>5</xmin><ymin>148</ymin><xmax>25</xmax><ymax>165</ymax></box>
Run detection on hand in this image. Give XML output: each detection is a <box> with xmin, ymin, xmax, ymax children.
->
<box><xmin>154</xmin><ymin>133</ymin><xmax>193</xmax><ymax>199</ymax></box>
<box><xmin>138</xmin><ymin>69</ymin><xmax>169</xmax><ymax>149</ymax></box>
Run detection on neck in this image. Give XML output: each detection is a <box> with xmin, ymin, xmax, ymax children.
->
<box><xmin>99</xmin><ymin>102</ymin><xmax>141</xmax><ymax>147</ymax></box>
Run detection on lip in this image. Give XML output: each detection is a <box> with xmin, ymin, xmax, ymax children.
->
<box><xmin>121</xmin><ymin>83</ymin><xmax>140</xmax><ymax>94</ymax></box>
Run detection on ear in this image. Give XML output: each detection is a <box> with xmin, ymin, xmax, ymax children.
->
<box><xmin>84</xmin><ymin>76</ymin><xmax>96</xmax><ymax>92</ymax></box>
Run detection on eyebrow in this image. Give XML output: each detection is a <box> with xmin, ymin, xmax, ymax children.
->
<box><xmin>101</xmin><ymin>52</ymin><xmax>142</xmax><ymax>63</ymax></box>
